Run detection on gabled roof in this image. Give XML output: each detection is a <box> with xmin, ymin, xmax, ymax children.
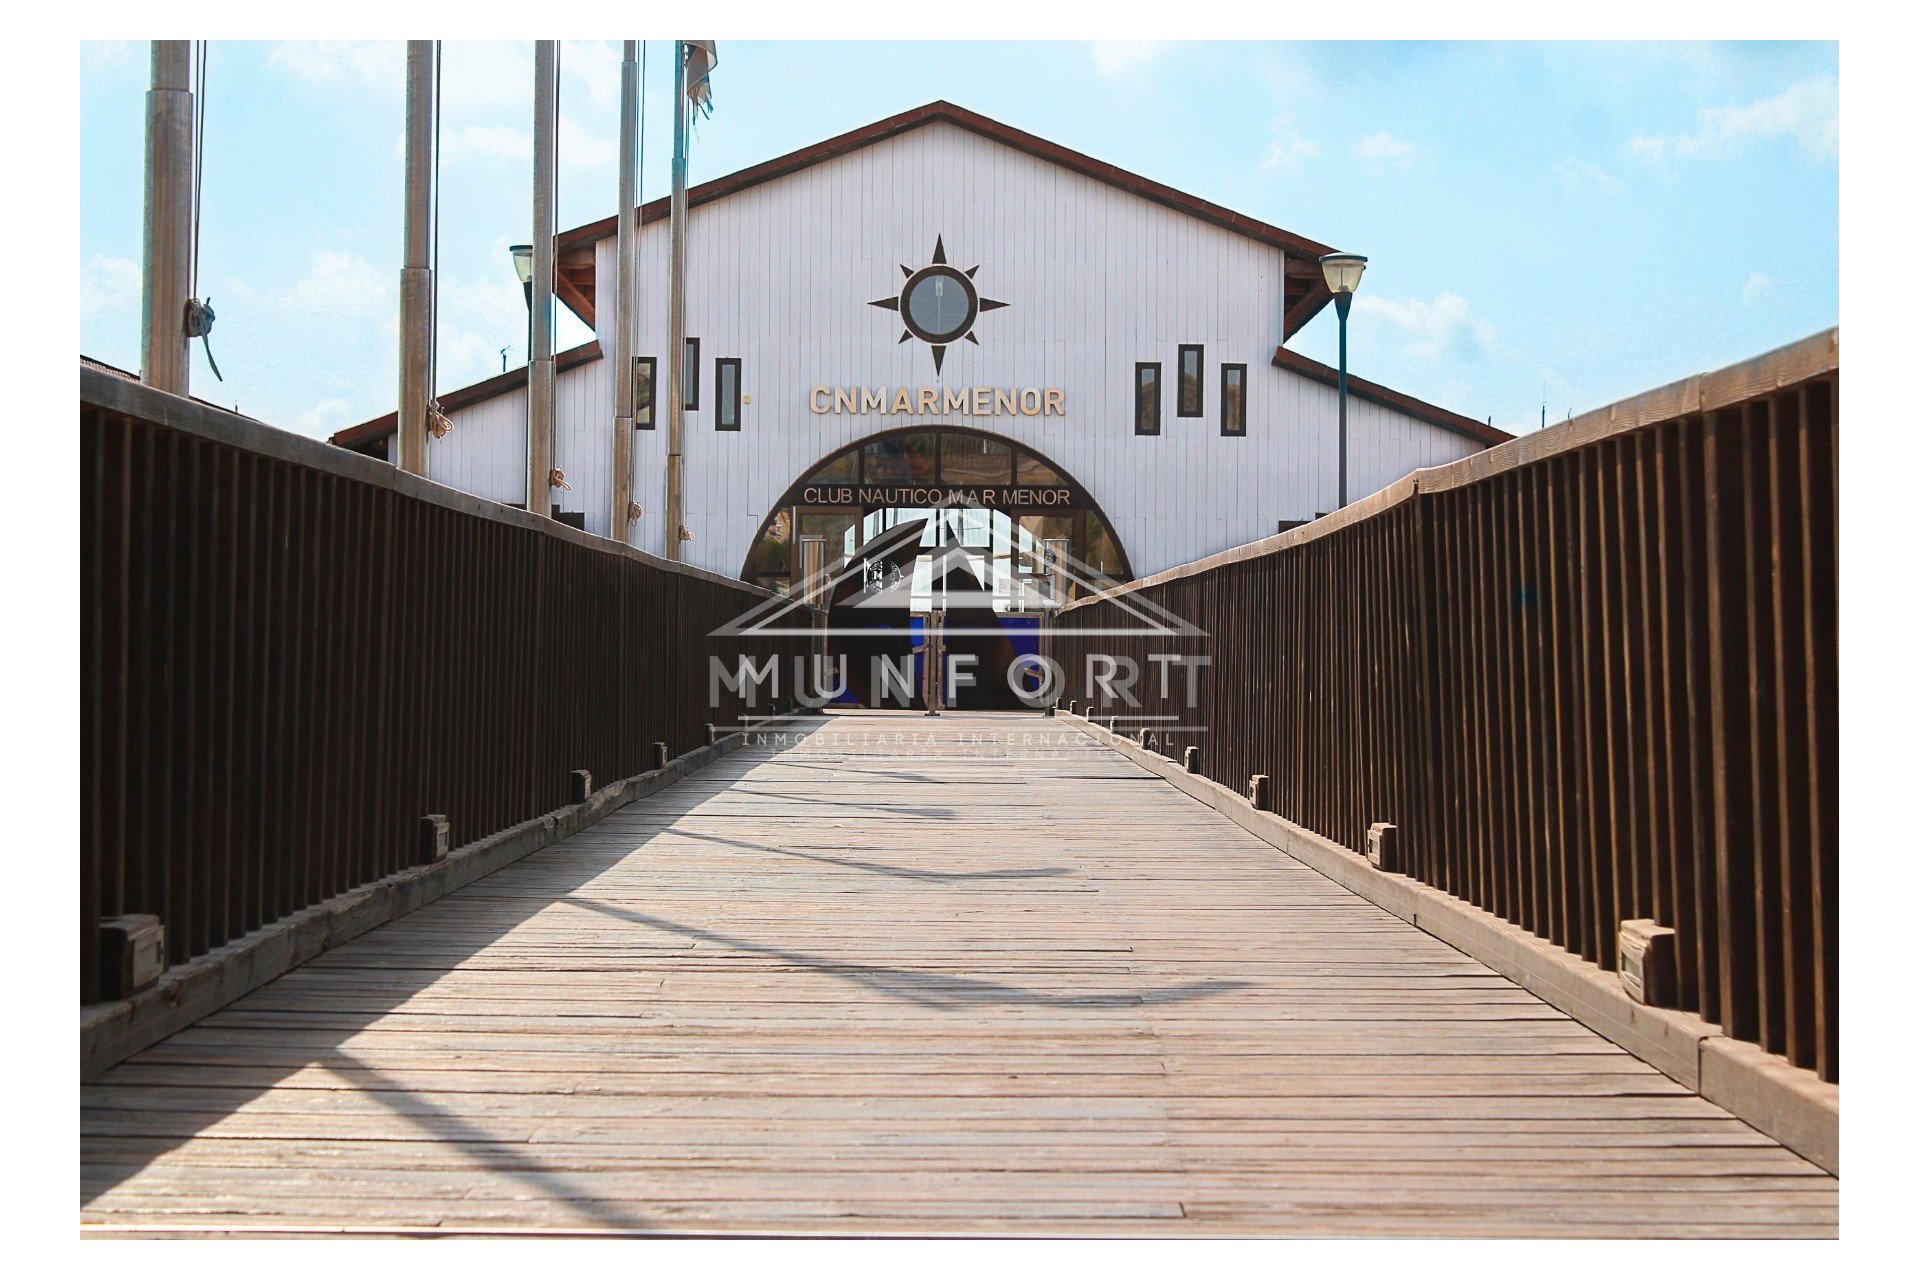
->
<box><xmin>1270</xmin><ymin>347</ymin><xmax>1512</xmax><ymax>446</ymax></box>
<box><xmin>81</xmin><ymin>353</ymin><xmax>282</xmax><ymax>424</ymax></box>
<box><xmin>82</xmin><ymin>354</ymin><xmax>139</xmax><ymax>382</ymax></box>
<box><xmin>335</xmin><ymin>102</ymin><xmax>1501</xmax><ymax>452</ymax></box>
<box><xmin>330</xmin><ymin>340</ymin><xmax>602</xmax><ymax>453</ymax></box>
<box><xmin>550</xmin><ymin>100</ymin><xmax>1341</xmax><ymax>336</ymax></box>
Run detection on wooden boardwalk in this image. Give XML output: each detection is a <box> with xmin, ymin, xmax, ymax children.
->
<box><xmin>81</xmin><ymin>713</ymin><xmax>1837</xmax><ymax>1237</ymax></box>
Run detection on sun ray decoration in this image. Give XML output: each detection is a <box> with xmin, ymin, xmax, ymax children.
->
<box><xmin>870</xmin><ymin>236</ymin><xmax>1008</xmax><ymax>374</ymax></box>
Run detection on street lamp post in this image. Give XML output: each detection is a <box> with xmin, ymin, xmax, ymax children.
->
<box><xmin>509</xmin><ymin>243</ymin><xmax>534</xmax><ymax>363</ymax></box>
<box><xmin>1319</xmin><ymin>252</ymin><xmax>1367</xmax><ymax>508</ymax></box>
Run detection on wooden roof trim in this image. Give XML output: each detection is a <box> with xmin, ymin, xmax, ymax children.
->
<box><xmin>1281</xmin><ymin>286</ymin><xmax>1331</xmax><ymax>343</ymax></box>
<box><xmin>555</xmin><ymin>267</ymin><xmax>597</xmax><ymax>332</ymax></box>
<box><xmin>82</xmin><ymin>354</ymin><xmax>139</xmax><ymax>382</ymax></box>
<box><xmin>329</xmin><ymin>340</ymin><xmax>603</xmax><ymax>450</ymax></box>
<box><xmin>556</xmin><ymin>100</ymin><xmax>1340</xmax><ymax>266</ymax></box>
<box><xmin>1270</xmin><ymin>346</ymin><xmax>1512</xmax><ymax>447</ymax></box>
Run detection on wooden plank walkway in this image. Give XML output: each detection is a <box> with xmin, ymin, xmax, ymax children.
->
<box><xmin>81</xmin><ymin>712</ymin><xmax>1837</xmax><ymax>1237</ymax></box>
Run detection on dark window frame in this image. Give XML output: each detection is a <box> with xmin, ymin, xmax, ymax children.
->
<box><xmin>633</xmin><ymin>356</ymin><xmax>657</xmax><ymax>430</ymax></box>
<box><xmin>1178</xmin><ymin>344</ymin><xmax>1204</xmax><ymax>417</ymax></box>
<box><xmin>683</xmin><ymin>337</ymin><xmax>700</xmax><ymax>410</ymax></box>
<box><xmin>937</xmin><ymin>431</ymin><xmax>1014</xmax><ymax>485</ymax></box>
<box><xmin>1220</xmin><ymin>362</ymin><xmax>1247</xmax><ymax>437</ymax></box>
<box><xmin>715</xmin><ymin>357</ymin><xmax>741</xmax><ymax>432</ymax></box>
<box><xmin>1135</xmin><ymin>362</ymin><xmax>1162</xmax><ymax>436</ymax></box>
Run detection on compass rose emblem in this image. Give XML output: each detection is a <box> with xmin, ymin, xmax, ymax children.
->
<box><xmin>869</xmin><ymin>236</ymin><xmax>1008</xmax><ymax>375</ymax></box>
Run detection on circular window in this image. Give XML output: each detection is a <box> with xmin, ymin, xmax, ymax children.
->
<box><xmin>900</xmin><ymin>266</ymin><xmax>978</xmax><ymax>345</ymax></box>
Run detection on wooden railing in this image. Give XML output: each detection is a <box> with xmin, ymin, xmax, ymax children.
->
<box><xmin>1050</xmin><ymin>331</ymin><xmax>1839</xmax><ymax>1081</ymax></box>
<box><xmin>80</xmin><ymin>368</ymin><xmax>806</xmax><ymax>1005</ymax></box>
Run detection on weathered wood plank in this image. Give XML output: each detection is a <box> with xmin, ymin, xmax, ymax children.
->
<box><xmin>81</xmin><ymin>712</ymin><xmax>1836</xmax><ymax>1237</ymax></box>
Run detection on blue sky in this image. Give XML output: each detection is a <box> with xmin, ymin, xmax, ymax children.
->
<box><xmin>78</xmin><ymin>39</ymin><xmax>1838</xmax><ymax>439</ymax></box>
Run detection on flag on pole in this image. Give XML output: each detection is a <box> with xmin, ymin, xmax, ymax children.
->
<box><xmin>684</xmin><ymin>41</ymin><xmax>718</xmax><ymax>117</ymax></box>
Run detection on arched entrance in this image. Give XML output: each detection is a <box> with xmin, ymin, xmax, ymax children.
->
<box><xmin>740</xmin><ymin>427</ymin><xmax>1132</xmax><ymax>710</ymax></box>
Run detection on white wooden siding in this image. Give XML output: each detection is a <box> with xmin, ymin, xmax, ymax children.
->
<box><xmin>428</xmin><ymin>385</ymin><xmax>528</xmax><ymax>508</ymax></box>
<box><xmin>430</xmin><ymin>120</ymin><xmax>1484</xmax><ymax>577</ymax></box>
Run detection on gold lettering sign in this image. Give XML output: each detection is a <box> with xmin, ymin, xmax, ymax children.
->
<box><xmin>808</xmin><ymin>386</ymin><xmax>1066</xmax><ymax>418</ymax></box>
<box><xmin>798</xmin><ymin>483</ymin><xmax>1076</xmax><ymax>509</ymax></box>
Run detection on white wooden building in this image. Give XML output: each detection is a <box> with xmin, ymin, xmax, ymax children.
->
<box><xmin>334</xmin><ymin>101</ymin><xmax>1507</xmax><ymax>596</ymax></box>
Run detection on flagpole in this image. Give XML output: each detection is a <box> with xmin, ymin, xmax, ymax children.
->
<box><xmin>398</xmin><ymin>40</ymin><xmax>435</xmax><ymax>476</ymax></box>
<box><xmin>664</xmin><ymin>39</ymin><xmax>688</xmax><ymax>561</ymax></box>
<box><xmin>609</xmin><ymin>40</ymin><xmax>638</xmax><ymax>542</ymax></box>
<box><xmin>140</xmin><ymin>41</ymin><xmax>193</xmax><ymax>396</ymax></box>
<box><xmin>527</xmin><ymin>40</ymin><xmax>558</xmax><ymax>520</ymax></box>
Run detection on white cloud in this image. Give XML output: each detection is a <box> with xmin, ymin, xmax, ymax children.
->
<box><xmin>564</xmin><ymin>41</ymin><xmax>623</xmax><ymax>112</ymax></box>
<box><xmin>443</xmin><ymin>124</ymin><xmax>532</xmax><ymax>164</ymax></box>
<box><xmin>441</xmin><ymin>118</ymin><xmax>615</xmax><ymax>169</ymax></box>
<box><xmin>81</xmin><ymin>41</ymin><xmax>139</xmax><ymax>72</ymax></box>
<box><xmin>1742</xmin><ymin>272</ymin><xmax>1776</xmax><ymax>305</ymax></box>
<box><xmin>441</xmin><ymin>40</ymin><xmax>616</xmax><ymax>113</ymax></box>
<box><xmin>434</xmin><ymin>273</ymin><xmax>537</xmax><ymax>387</ymax></box>
<box><xmin>288</xmin><ymin>397</ymin><xmax>357</xmax><ymax>437</ymax></box>
<box><xmin>1092</xmin><ymin>42</ymin><xmax>1170</xmax><ymax>78</ymax></box>
<box><xmin>1555</xmin><ymin>158</ymin><xmax>1622</xmax><ymax>195</ymax></box>
<box><xmin>267</xmin><ymin>41</ymin><xmax>402</xmax><ymax>90</ymax></box>
<box><xmin>559</xmin><ymin>117</ymin><xmax>617</xmax><ymax>170</ymax></box>
<box><xmin>81</xmin><ymin>254</ymin><xmax>140</xmax><ymax>322</ymax></box>
<box><xmin>1260</xmin><ymin>114</ymin><xmax>1320</xmax><ymax>173</ymax></box>
<box><xmin>439</xmin><ymin>41</ymin><xmax>533</xmax><ymax>113</ymax></box>
<box><xmin>1353</xmin><ymin>291</ymin><xmax>1500</xmax><ymax>365</ymax></box>
<box><xmin>1354</xmin><ymin>130</ymin><xmax>1417</xmax><ymax>170</ymax></box>
<box><xmin>284</xmin><ymin>251</ymin><xmax>391</xmax><ymax>316</ymax></box>
<box><xmin>1629</xmin><ymin>75</ymin><xmax>1837</xmax><ymax>164</ymax></box>
<box><xmin>1490</xmin><ymin>367</ymin><xmax>1584</xmax><ymax>435</ymax></box>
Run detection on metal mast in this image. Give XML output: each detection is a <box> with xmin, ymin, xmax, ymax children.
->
<box><xmin>398</xmin><ymin>41</ymin><xmax>436</xmax><ymax>475</ymax></box>
<box><xmin>610</xmin><ymin>41</ymin><xmax>640</xmax><ymax>541</ymax></box>
<box><xmin>664</xmin><ymin>40</ymin><xmax>689</xmax><ymax>560</ymax></box>
<box><xmin>526</xmin><ymin>41</ymin><xmax>559</xmax><ymax>518</ymax></box>
<box><xmin>140</xmin><ymin>41</ymin><xmax>193</xmax><ymax>396</ymax></box>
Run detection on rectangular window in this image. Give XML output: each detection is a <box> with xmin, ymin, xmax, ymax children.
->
<box><xmin>863</xmin><ymin>432</ymin><xmax>938</xmax><ymax>483</ymax></box>
<box><xmin>683</xmin><ymin>337</ymin><xmax>700</xmax><ymax>409</ymax></box>
<box><xmin>1042</xmin><ymin>536</ymin><xmax>1070</xmax><ymax>611</ymax></box>
<box><xmin>1135</xmin><ymin>362</ymin><xmax>1161</xmax><ymax>436</ymax></box>
<box><xmin>798</xmin><ymin>536</ymin><xmax>827</xmax><ymax>607</ymax></box>
<box><xmin>1016</xmin><ymin>451</ymin><xmax>1062</xmax><ymax>485</ymax></box>
<box><xmin>633</xmin><ymin>356</ymin><xmax>656</xmax><ymax>430</ymax></box>
<box><xmin>715</xmin><ymin>358</ymin><xmax>741</xmax><ymax>431</ymax></box>
<box><xmin>940</xmin><ymin>432</ymin><xmax>1013</xmax><ymax>485</ymax></box>
<box><xmin>806</xmin><ymin>451</ymin><xmax>858</xmax><ymax>484</ymax></box>
<box><xmin>1220</xmin><ymin>363</ymin><xmax>1247</xmax><ymax>437</ymax></box>
<box><xmin>1178</xmin><ymin>344</ymin><xmax>1204</xmax><ymax>417</ymax></box>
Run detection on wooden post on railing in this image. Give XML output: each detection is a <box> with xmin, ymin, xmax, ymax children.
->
<box><xmin>418</xmin><ymin>815</ymin><xmax>450</xmax><ymax>864</ymax></box>
<box><xmin>83</xmin><ymin>368</ymin><xmax>814</xmax><ymax>1008</ymax></box>
<box><xmin>1703</xmin><ymin>405</ymin><xmax>1759</xmax><ymax>1045</ymax></box>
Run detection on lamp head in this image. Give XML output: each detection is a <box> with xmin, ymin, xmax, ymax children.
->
<box><xmin>509</xmin><ymin>243</ymin><xmax>534</xmax><ymax>286</ymax></box>
<box><xmin>1318</xmin><ymin>252</ymin><xmax>1368</xmax><ymax>296</ymax></box>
